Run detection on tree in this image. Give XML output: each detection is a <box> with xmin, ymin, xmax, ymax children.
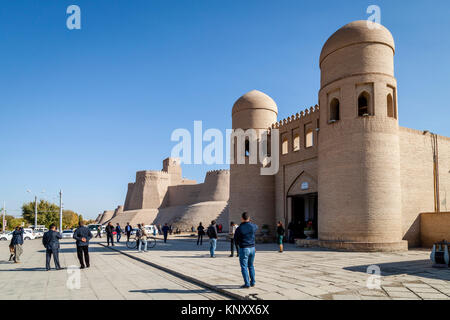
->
<box><xmin>1</xmin><ymin>215</ymin><xmax>25</xmax><ymax>231</ymax></box>
<box><xmin>62</xmin><ymin>210</ymin><xmax>79</xmax><ymax>229</ymax></box>
<box><xmin>22</xmin><ymin>200</ymin><xmax>59</xmax><ymax>228</ymax></box>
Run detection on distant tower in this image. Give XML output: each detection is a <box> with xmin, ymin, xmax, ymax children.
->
<box><xmin>317</xmin><ymin>21</ymin><xmax>406</xmax><ymax>250</ymax></box>
<box><xmin>229</xmin><ymin>90</ymin><xmax>278</xmax><ymax>229</ymax></box>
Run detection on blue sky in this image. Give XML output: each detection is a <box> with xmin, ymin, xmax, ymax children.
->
<box><xmin>0</xmin><ymin>0</ymin><xmax>449</xmax><ymax>219</ymax></box>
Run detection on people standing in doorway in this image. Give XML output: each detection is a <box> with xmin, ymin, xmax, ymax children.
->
<box><xmin>197</xmin><ymin>222</ymin><xmax>205</xmax><ymax>245</ymax></box>
<box><xmin>287</xmin><ymin>221</ymin><xmax>294</xmax><ymax>243</ymax></box>
<box><xmin>234</xmin><ymin>212</ymin><xmax>258</xmax><ymax>288</ymax></box>
<box><xmin>42</xmin><ymin>224</ymin><xmax>63</xmax><ymax>271</ymax></box>
<box><xmin>229</xmin><ymin>221</ymin><xmax>239</xmax><ymax>257</ymax></box>
<box><xmin>73</xmin><ymin>221</ymin><xmax>93</xmax><ymax>269</ymax></box>
<box><xmin>137</xmin><ymin>224</ymin><xmax>148</xmax><ymax>252</ymax></box>
<box><xmin>105</xmin><ymin>222</ymin><xmax>115</xmax><ymax>246</ymax></box>
<box><xmin>207</xmin><ymin>220</ymin><xmax>218</xmax><ymax>258</ymax></box>
<box><xmin>162</xmin><ymin>223</ymin><xmax>170</xmax><ymax>243</ymax></box>
<box><xmin>115</xmin><ymin>223</ymin><xmax>122</xmax><ymax>243</ymax></box>
<box><xmin>277</xmin><ymin>221</ymin><xmax>285</xmax><ymax>253</ymax></box>
<box><xmin>95</xmin><ymin>225</ymin><xmax>102</xmax><ymax>238</ymax></box>
<box><xmin>125</xmin><ymin>222</ymin><xmax>132</xmax><ymax>242</ymax></box>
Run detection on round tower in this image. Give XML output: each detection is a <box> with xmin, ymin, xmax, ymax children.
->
<box><xmin>229</xmin><ymin>90</ymin><xmax>277</xmax><ymax>230</ymax></box>
<box><xmin>317</xmin><ymin>21</ymin><xmax>406</xmax><ymax>251</ymax></box>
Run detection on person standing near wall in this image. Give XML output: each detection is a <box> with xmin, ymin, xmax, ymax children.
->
<box><xmin>11</xmin><ymin>226</ymin><xmax>24</xmax><ymax>263</ymax></box>
<box><xmin>277</xmin><ymin>221</ymin><xmax>285</xmax><ymax>253</ymax></box>
<box><xmin>105</xmin><ymin>222</ymin><xmax>115</xmax><ymax>246</ymax></box>
<box><xmin>197</xmin><ymin>222</ymin><xmax>205</xmax><ymax>246</ymax></box>
<box><xmin>229</xmin><ymin>221</ymin><xmax>239</xmax><ymax>257</ymax></box>
<box><xmin>138</xmin><ymin>224</ymin><xmax>148</xmax><ymax>252</ymax></box>
<box><xmin>125</xmin><ymin>222</ymin><xmax>132</xmax><ymax>242</ymax></box>
<box><xmin>73</xmin><ymin>221</ymin><xmax>93</xmax><ymax>269</ymax></box>
<box><xmin>115</xmin><ymin>223</ymin><xmax>122</xmax><ymax>243</ymax></box>
<box><xmin>42</xmin><ymin>224</ymin><xmax>63</xmax><ymax>271</ymax></box>
<box><xmin>207</xmin><ymin>220</ymin><xmax>218</xmax><ymax>258</ymax></box>
<box><xmin>162</xmin><ymin>223</ymin><xmax>170</xmax><ymax>243</ymax></box>
<box><xmin>234</xmin><ymin>212</ymin><xmax>258</xmax><ymax>288</ymax></box>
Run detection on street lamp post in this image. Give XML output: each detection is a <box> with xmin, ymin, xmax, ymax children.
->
<box><xmin>2</xmin><ymin>201</ymin><xmax>5</xmax><ymax>233</ymax></box>
<box><xmin>59</xmin><ymin>190</ymin><xmax>63</xmax><ymax>232</ymax></box>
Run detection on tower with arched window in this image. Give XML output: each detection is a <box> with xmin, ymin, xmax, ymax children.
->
<box><xmin>317</xmin><ymin>21</ymin><xmax>406</xmax><ymax>250</ymax></box>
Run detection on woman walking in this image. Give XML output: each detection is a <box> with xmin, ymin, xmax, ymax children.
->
<box><xmin>197</xmin><ymin>222</ymin><xmax>205</xmax><ymax>245</ymax></box>
<box><xmin>277</xmin><ymin>221</ymin><xmax>285</xmax><ymax>253</ymax></box>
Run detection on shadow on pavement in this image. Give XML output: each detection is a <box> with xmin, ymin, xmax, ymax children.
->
<box><xmin>129</xmin><ymin>288</ymin><xmax>210</xmax><ymax>294</ymax></box>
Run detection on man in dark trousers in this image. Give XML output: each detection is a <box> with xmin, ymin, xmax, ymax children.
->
<box><xmin>95</xmin><ymin>225</ymin><xmax>102</xmax><ymax>238</ymax></box>
<box><xmin>105</xmin><ymin>222</ymin><xmax>115</xmax><ymax>246</ymax></box>
<box><xmin>234</xmin><ymin>212</ymin><xmax>258</xmax><ymax>288</ymax></box>
<box><xmin>162</xmin><ymin>223</ymin><xmax>170</xmax><ymax>243</ymax></box>
<box><xmin>11</xmin><ymin>226</ymin><xmax>24</xmax><ymax>263</ymax></box>
<box><xmin>73</xmin><ymin>221</ymin><xmax>93</xmax><ymax>269</ymax></box>
<box><xmin>207</xmin><ymin>220</ymin><xmax>218</xmax><ymax>258</ymax></box>
<box><xmin>42</xmin><ymin>224</ymin><xmax>63</xmax><ymax>271</ymax></box>
<box><xmin>115</xmin><ymin>223</ymin><xmax>122</xmax><ymax>243</ymax></box>
<box><xmin>125</xmin><ymin>222</ymin><xmax>132</xmax><ymax>242</ymax></box>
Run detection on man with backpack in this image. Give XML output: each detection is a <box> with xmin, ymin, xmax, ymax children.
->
<box><xmin>207</xmin><ymin>220</ymin><xmax>218</xmax><ymax>258</ymax></box>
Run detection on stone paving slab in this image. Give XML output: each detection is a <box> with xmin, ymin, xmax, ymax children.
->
<box><xmin>100</xmin><ymin>235</ymin><xmax>450</xmax><ymax>300</ymax></box>
<box><xmin>0</xmin><ymin>239</ymin><xmax>228</xmax><ymax>300</ymax></box>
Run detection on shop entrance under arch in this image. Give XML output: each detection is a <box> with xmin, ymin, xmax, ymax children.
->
<box><xmin>287</xmin><ymin>192</ymin><xmax>318</xmax><ymax>241</ymax></box>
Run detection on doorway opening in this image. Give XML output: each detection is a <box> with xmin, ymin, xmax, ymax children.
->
<box><xmin>289</xmin><ymin>193</ymin><xmax>318</xmax><ymax>240</ymax></box>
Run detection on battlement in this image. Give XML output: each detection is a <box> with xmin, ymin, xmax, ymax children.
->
<box><xmin>206</xmin><ymin>169</ymin><xmax>230</xmax><ymax>176</ymax></box>
<box><xmin>136</xmin><ymin>170</ymin><xmax>170</xmax><ymax>178</ymax></box>
<box><xmin>271</xmin><ymin>105</ymin><xmax>320</xmax><ymax>130</ymax></box>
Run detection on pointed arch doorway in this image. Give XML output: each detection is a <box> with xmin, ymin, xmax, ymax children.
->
<box><xmin>286</xmin><ymin>171</ymin><xmax>318</xmax><ymax>241</ymax></box>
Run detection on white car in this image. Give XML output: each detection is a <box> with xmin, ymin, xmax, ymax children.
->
<box><xmin>62</xmin><ymin>230</ymin><xmax>74</xmax><ymax>238</ymax></box>
<box><xmin>0</xmin><ymin>232</ymin><xmax>12</xmax><ymax>241</ymax></box>
<box><xmin>23</xmin><ymin>228</ymin><xmax>37</xmax><ymax>240</ymax></box>
<box><xmin>144</xmin><ymin>225</ymin><xmax>158</xmax><ymax>236</ymax></box>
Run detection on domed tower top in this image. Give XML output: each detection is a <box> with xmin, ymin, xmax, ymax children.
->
<box><xmin>232</xmin><ymin>90</ymin><xmax>278</xmax><ymax>130</ymax></box>
<box><xmin>320</xmin><ymin>20</ymin><xmax>396</xmax><ymax>89</ymax></box>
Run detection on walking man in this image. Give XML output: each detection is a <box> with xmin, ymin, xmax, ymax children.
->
<box><xmin>105</xmin><ymin>222</ymin><xmax>115</xmax><ymax>246</ymax></box>
<box><xmin>197</xmin><ymin>222</ymin><xmax>204</xmax><ymax>245</ymax></box>
<box><xmin>229</xmin><ymin>221</ymin><xmax>239</xmax><ymax>257</ymax></box>
<box><xmin>277</xmin><ymin>221</ymin><xmax>285</xmax><ymax>253</ymax></box>
<box><xmin>95</xmin><ymin>225</ymin><xmax>102</xmax><ymax>238</ymax></box>
<box><xmin>42</xmin><ymin>224</ymin><xmax>63</xmax><ymax>271</ymax></box>
<box><xmin>162</xmin><ymin>223</ymin><xmax>170</xmax><ymax>243</ymax></box>
<box><xmin>115</xmin><ymin>223</ymin><xmax>122</xmax><ymax>243</ymax></box>
<box><xmin>73</xmin><ymin>221</ymin><xmax>93</xmax><ymax>269</ymax></box>
<box><xmin>137</xmin><ymin>224</ymin><xmax>148</xmax><ymax>252</ymax></box>
<box><xmin>234</xmin><ymin>212</ymin><xmax>258</xmax><ymax>288</ymax></box>
<box><xmin>11</xmin><ymin>226</ymin><xmax>24</xmax><ymax>263</ymax></box>
<box><xmin>125</xmin><ymin>222</ymin><xmax>132</xmax><ymax>242</ymax></box>
<box><xmin>207</xmin><ymin>220</ymin><xmax>218</xmax><ymax>258</ymax></box>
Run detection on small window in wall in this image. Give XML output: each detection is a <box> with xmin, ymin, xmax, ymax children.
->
<box><xmin>293</xmin><ymin>134</ymin><xmax>300</xmax><ymax>151</ymax></box>
<box><xmin>329</xmin><ymin>98</ymin><xmax>340</xmax><ymax>122</ymax></box>
<box><xmin>387</xmin><ymin>93</ymin><xmax>395</xmax><ymax>118</ymax></box>
<box><xmin>282</xmin><ymin>138</ymin><xmax>288</xmax><ymax>155</ymax></box>
<box><xmin>358</xmin><ymin>92</ymin><xmax>371</xmax><ymax>117</ymax></box>
<box><xmin>305</xmin><ymin>129</ymin><xmax>314</xmax><ymax>148</ymax></box>
<box><xmin>245</xmin><ymin>139</ymin><xmax>250</xmax><ymax>157</ymax></box>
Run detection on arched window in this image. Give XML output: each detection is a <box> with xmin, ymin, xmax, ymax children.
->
<box><xmin>282</xmin><ymin>138</ymin><xmax>288</xmax><ymax>155</ymax></box>
<box><xmin>305</xmin><ymin>129</ymin><xmax>313</xmax><ymax>148</ymax></box>
<box><xmin>245</xmin><ymin>139</ymin><xmax>250</xmax><ymax>157</ymax></box>
<box><xmin>329</xmin><ymin>98</ymin><xmax>340</xmax><ymax>122</ymax></box>
<box><xmin>387</xmin><ymin>94</ymin><xmax>395</xmax><ymax>118</ymax></box>
<box><xmin>358</xmin><ymin>92</ymin><xmax>370</xmax><ymax>117</ymax></box>
<box><xmin>293</xmin><ymin>134</ymin><xmax>300</xmax><ymax>151</ymax></box>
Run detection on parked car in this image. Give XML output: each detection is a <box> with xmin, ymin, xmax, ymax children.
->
<box><xmin>23</xmin><ymin>228</ymin><xmax>37</xmax><ymax>240</ymax></box>
<box><xmin>0</xmin><ymin>232</ymin><xmax>13</xmax><ymax>241</ymax></box>
<box><xmin>33</xmin><ymin>227</ymin><xmax>48</xmax><ymax>238</ymax></box>
<box><xmin>62</xmin><ymin>229</ymin><xmax>74</xmax><ymax>238</ymax></box>
<box><xmin>144</xmin><ymin>225</ymin><xmax>158</xmax><ymax>236</ymax></box>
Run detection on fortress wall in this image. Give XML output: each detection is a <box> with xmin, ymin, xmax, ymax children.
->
<box><xmin>107</xmin><ymin>209</ymin><xmax>159</xmax><ymax>228</ymax></box>
<box><xmin>197</xmin><ymin>170</ymin><xmax>230</xmax><ymax>202</ymax></box>
<box><xmin>127</xmin><ymin>170</ymin><xmax>170</xmax><ymax>210</ymax></box>
<box><xmin>123</xmin><ymin>183</ymin><xmax>135</xmax><ymax>210</ymax></box>
<box><xmin>399</xmin><ymin>127</ymin><xmax>450</xmax><ymax>246</ymax></box>
<box><xmin>98</xmin><ymin>210</ymin><xmax>114</xmax><ymax>225</ymax></box>
<box><xmin>111</xmin><ymin>205</ymin><xmax>124</xmax><ymax>219</ymax></box>
<box><xmin>167</xmin><ymin>184</ymin><xmax>202</xmax><ymax>207</ymax></box>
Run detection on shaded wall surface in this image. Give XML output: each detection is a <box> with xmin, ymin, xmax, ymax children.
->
<box><xmin>421</xmin><ymin>212</ymin><xmax>450</xmax><ymax>248</ymax></box>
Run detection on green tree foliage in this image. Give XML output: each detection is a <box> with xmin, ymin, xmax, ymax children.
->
<box><xmin>22</xmin><ymin>200</ymin><xmax>60</xmax><ymax>228</ymax></box>
<box><xmin>62</xmin><ymin>210</ymin><xmax>79</xmax><ymax>229</ymax></box>
<box><xmin>1</xmin><ymin>215</ymin><xmax>25</xmax><ymax>231</ymax></box>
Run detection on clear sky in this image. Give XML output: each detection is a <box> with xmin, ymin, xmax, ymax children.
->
<box><xmin>1</xmin><ymin>0</ymin><xmax>449</xmax><ymax>219</ymax></box>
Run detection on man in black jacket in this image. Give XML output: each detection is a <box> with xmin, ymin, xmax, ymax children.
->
<box><xmin>234</xmin><ymin>212</ymin><xmax>258</xmax><ymax>288</ymax></box>
<box><xmin>42</xmin><ymin>224</ymin><xmax>63</xmax><ymax>271</ymax></box>
<box><xmin>125</xmin><ymin>222</ymin><xmax>132</xmax><ymax>242</ymax></box>
<box><xmin>207</xmin><ymin>220</ymin><xmax>218</xmax><ymax>258</ymax></box>
<box><xmin>105</xmin><ymin>222</ymin><xmax>115</xmax><ymax>246</ymax></box>
<box><xmin>11</xmin><ymin>227</ymin><xmax>24</xmax><ymax>263</ymax></box>
<box><xmin>73</xmin><ymin>221</ymin><xmax>93</xmax><ymax>269</ymax></box>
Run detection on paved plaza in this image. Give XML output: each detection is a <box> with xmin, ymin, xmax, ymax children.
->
<box><xmin>1</xmin><ymin>236</ymin><xmax>450</xmax><ymax>300</ymax></box>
